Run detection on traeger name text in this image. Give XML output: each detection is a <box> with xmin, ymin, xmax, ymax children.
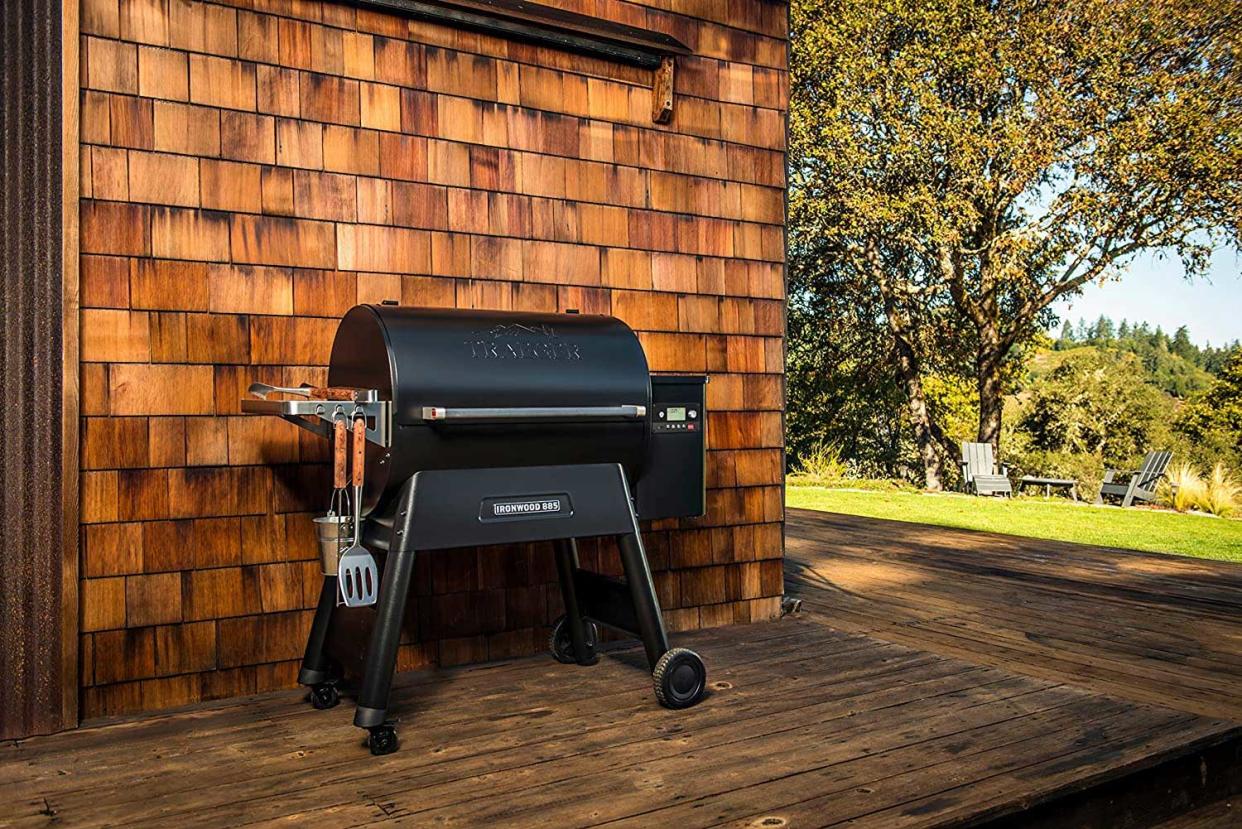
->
<box><xmin>466</xmin><ymin>339</ymin><xmax>582</xmax><ymax>360</ymax></box>
<box><xmin>466</xmin><ymin>323</ymin><xmax>582</xmax><ymax>361</ymax></box>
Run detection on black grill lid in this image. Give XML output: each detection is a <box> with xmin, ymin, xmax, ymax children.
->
<box><xmin>329</xmin><ymin>305</ymin><xmax>651</xmax><ymax>425</ymax></box>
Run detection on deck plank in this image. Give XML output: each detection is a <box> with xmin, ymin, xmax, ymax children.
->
<box><xmin>4</xmin><ymin>510</ymin><xmax>1240</xmax><ymax>828</ymax></box>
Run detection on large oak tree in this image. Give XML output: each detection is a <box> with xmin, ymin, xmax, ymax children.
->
<box><xmin>790</xmin><ymin>0</ymin><xmax>1241</xmax><ymax>488</ymax></box>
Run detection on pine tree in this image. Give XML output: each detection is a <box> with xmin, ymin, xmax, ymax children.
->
<box><xmin>1172</xmin><ymin>326</ymin><xmax>1195</xmax><ymax>361</ymax></box>
<box><xmin>1057</xmin><ymin>321</ymin><xmax>1075</xmax><ymax>349</ymax></box>
<box><xmin>1092</xmin><ymin>316</ymin><xmax>1115</xmax><ymax>344</ymax></box>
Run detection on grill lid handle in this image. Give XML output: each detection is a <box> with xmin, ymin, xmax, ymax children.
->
<box><xmin>420</xmin><ymin>405</ymin><xmax>647</xmax><ymax>422</ymax></box>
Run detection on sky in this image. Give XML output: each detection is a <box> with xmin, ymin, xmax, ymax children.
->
<box><xmin>1052</xmin><ymin>246</ymin><xmax>1242</xmax><ymax>348</ymax></box>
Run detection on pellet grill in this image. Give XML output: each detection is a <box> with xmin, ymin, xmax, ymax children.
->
<box><xmin>242</xmin><ymin>304</ymin><xmax>709</xmax><ymax>754</ymax></box>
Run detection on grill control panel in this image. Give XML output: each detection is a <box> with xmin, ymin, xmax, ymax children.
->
<box><xmin>637</xmin><ymin>375</ymin><xmax>707</xmax><ymax>520</ymax></box>
<box><xmin>651</xmin><ymin>403</ymin><xmax>700</xmax><ymax>433</ymax></box>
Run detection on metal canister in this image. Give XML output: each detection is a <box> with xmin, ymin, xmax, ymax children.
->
<box><xmin>313</xmin><ymin>513</ymin><xmax>352</xmax><ymax>576</ymax></box>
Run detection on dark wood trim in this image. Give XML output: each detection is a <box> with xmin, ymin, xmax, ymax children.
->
<box><xmin>0</xmin><ymin>0</ymin><xmax>76</xmax><ymax>739</ymax></box>
<box><xmin>60</xmin><ymin>0</ymin><xmax>81</xmax><ymax>731</ymax></box>
<box><xmin>343</xmin><ymin>0</ymin><xmax>690</xmax><ymax>68</ymax></box>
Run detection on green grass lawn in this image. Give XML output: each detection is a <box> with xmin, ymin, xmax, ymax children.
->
<box><xmin>787</xmin><ymin>485</ymin><xmax>1242</xmax><ymax>563</ymax></box>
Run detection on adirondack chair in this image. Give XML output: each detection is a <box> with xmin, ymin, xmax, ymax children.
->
<box><xmin>960</xmin><ymin>442</ymin><xmax>1013</xmax><ymax>496</ymax></box>
<box><xmin>1095</xmin><ymin>450</ymin><xmax>1172</xmax><ymax>507</ymax></box>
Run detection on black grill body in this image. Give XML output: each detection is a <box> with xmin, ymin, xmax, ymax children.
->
<box><xmin>244</xmin><ymin>305</ymin><xmax>709</xmax><ymax>755</ymax></box>
<box><xmin>328</xmin><ymin>306</ymin><xmax>652</xmax><ymax>513</ymax></box>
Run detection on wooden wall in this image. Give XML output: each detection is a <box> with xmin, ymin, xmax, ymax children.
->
<box><xmin>75</xmin><ymin>0</ymin><xmax>788</xmax><ymax>718</ymax></box>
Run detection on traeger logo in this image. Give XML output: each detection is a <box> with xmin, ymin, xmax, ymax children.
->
<box><xmin>466</xmin><ymin>323</ymin><xmax>582</xmax><ymax>361</ymax></box>
<box><xmin>479</xmin><ymin>493</ymin><xmax>573</xmax><ymax>523</ymax></box>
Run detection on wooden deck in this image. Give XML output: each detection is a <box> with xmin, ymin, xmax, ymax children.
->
<box><xmin>784</xmin><ymin>509</ymin><xmax>1242</xmax><ymax>722</ymax></box>
<box><xmin>5</xmin><ymin>509</ymin><xmax>1241</xmax><ymax>828</ymax></box>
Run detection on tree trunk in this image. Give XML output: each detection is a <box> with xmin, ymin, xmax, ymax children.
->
<box><xmin>975</xmin><ymin>329</ymin><xmax>1004</xmax><ymax>450</ymax></box>
<box><xmin>896</xmin><ymin>339</ymin><xmax>945</xmax><ymax>491</ymax></box>
<box><xmin>977</xmin><ymin>369</ymin><xmax>1004</xmax><ymax>449</ymax></box>
<box><xmin>869</xmin><ymin>240</ymin><xmax>945</xmax><ymax>490</ymax></box>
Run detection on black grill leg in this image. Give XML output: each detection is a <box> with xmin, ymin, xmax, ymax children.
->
<box><xmin>553</xmin><ymin>538</ymin><xmax>596</xmax><ymax>664</ymax></box>
<box><xmin>354</xmin><ymin>478</ymin><xmax>418</xmax><ymax>731</ymax></box>
<box><xmin>298</xmin><ymin>576</ymin><xmax>337</xmax><ymax>686</ymax></box>
<box><xmin>617</xmin><ymin>531</ymin><xmax>670</xmax><ymax>671</ymax></box>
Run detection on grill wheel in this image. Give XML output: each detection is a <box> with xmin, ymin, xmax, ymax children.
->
<box><xmin>550</xmin><ymin>615</ymin><xmax>600</xmax><ymax>665</ymax></box>
<box><xmin>308</xmin><ymin>683</ymin><xmax>340</xmax><ymax>710</ymax></box>
<box><xmin>653</xmin><ymin>648</ymin><xmax>707</xmax><ymax>709</ymax></box>
<box><xmin>368</xmin><ymin>724</ymin><xmax>398</xmax><ymax>756</ymax></box>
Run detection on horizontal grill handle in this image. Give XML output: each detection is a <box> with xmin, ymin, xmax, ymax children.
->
<box><xmin>421</xmin><ymin>405</ymin><xmax>647</xmax><ymax>422</ymax></box>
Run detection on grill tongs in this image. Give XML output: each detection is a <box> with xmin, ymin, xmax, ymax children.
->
<box><xmin>242</xmin><ymin>383</ymin><xmax>391</xmax><ymax>447</ymax></box>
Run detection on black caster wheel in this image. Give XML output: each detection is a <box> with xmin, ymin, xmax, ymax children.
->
<box><xmin>308</xmin><ymin>683</ymin><xmax>339</xmax><ymax>710</ymax></box>
<box><xmin>367</xmin><ymin>725</ymin><xmax>398</xmax><ymax>756</ymax></box>
<box><xmin>550</xmin><ymin>615</ymin><xmax>600</xmax><ymax>665</ymax></box>
<box><xmin>653</xmin><ymin>648</ymin><xmax>707</xmax><ymax>709</ymax></box>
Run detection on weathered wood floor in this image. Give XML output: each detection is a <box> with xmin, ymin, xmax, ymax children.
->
<box><xmin>784</xmin><ymin>509</ymin><xmax>1242</xmax><ymax>722</ymax></box>
<box><xmin>4</xmin><ymin>509</ymin><xmax>1240</xmax><ymax>828</ymax></box>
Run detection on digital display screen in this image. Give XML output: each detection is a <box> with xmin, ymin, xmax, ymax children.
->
<box><xmin>667</xmin><ymin>407</ymin><xmax>687</xmax><ymax>422</ymax></box>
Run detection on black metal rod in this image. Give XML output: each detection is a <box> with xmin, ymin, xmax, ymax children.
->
<box><xmin>616</xmin><ymin>531</ymin><xmax>670</xmax><ymax>670</ymax></box>
<box><xmin>298</xmin><ymin>576</ymin><xmax>339</xmax><ymax>686</ymax></box>
<box><xmin>554</xmin><ymin>538</ymin><xmax>595</xmax><ymax>664</ymax></box>
<box><xmin>354</xmin><ymin>478</ymin><xmax>419</xmax><ymax>729</ymax></box>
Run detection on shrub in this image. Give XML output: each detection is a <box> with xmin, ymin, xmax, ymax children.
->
<box><xmin>797</xmin><ymin>441</ymin><xmax>850</xmax><ymax>479</ymax></box>
<box><xmin>1200</xmin><ymin>463</ymin><xmax>1241</xmax><ymax>518</ymax></box>
<box><xmin>787</xmin><ymin>442</ymin><xmax>917</xmax><ymax>491</ymax></box>
<box><xmin>1165</xmin><ymin>462</ymin><xmax>1206</xmax><ymax>513</ymax></box>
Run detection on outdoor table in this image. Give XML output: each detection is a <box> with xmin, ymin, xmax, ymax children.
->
<box><xmin>1018</xmin><ymin>476</ymin><xmax>1079</xmax><ymax>500</ymax></box>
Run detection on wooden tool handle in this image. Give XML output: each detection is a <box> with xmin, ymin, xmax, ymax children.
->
<box><xmin>352</xmin><ymin>417</ymin><xmax>366</xmax><ymax>488</ymax></box>
<box><xmin>309</xmin><ymin>386</ymin><xmax>358</xmax><ymax>401</ymax></box>
<box><xmin>333</xmin><ymin>419</ymin><xmax>347</xmax><ymax>489</ymax></box>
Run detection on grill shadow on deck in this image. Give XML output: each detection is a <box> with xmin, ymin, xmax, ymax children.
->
<box><xmin>5</xmin><ymin>510</ymin><xmax>1241</xmax><ymax>827</ymax></box>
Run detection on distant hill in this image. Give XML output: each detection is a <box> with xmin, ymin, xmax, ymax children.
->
<box><xmin>1052</xmin><ymin>316</ymin><xmax>1234</xmax><ymax>397</ymax></box>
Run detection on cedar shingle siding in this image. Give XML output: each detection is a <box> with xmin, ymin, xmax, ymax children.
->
<box><xmin>77</xmin><ymin>0</ymin><xmax>789</xmax><ymax>718</ymax></box>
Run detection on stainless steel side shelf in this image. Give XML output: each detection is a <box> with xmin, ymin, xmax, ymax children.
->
<box><xmin>241</xmin><ymin>385</ymin><xmax>391</xmax><ymax>447</ymax></box>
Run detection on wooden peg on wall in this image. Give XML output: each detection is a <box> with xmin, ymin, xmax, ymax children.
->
<box><xmin>652</xmin><ymin>57</ymin><xmax>675</xmax><ymax>124</ymax></box>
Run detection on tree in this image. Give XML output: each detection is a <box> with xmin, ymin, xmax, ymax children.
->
<box><xmin>1020</xmin><ymin>349</ymin><xmax>1171</xmax><ymax>463</ymax></box>
<box><xmin>786</xmin><ymin>226</ymin><xmax>969</xmax><ymax>486</ymax></box>
<box><xmin>1176</xmin><ymin>349</ymin><xmax>1242</xmax><ymax>469</ymax></box>
<box><xmin>1172</xmin><ymin>326</ymin><xmax>1195</xmax><ymax>361</ymax></box>
<box><xmin>790</xmin><ymin>0</ymin><xmax>1242</xmax><ymax>482</ymax></box>
<box><xmin>786</xmin><ymin>249</ymin><xmax>913</xmax><ymax>477</ymax></box>
<box><xmin>1056</xmin><ymin>320</ymin><xmax>1075</xmax><ymax>349</ymax></box>
<box><xmin>1091</xmin><ymin>316</ymin><xmax>1116</xmax><ymax>345</ymax></box>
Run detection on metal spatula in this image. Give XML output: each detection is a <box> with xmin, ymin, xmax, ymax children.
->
<box><xmin>338</xmin><ymin>415</ymin><xmax>379</xmax><ymax>607</ymax></box>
